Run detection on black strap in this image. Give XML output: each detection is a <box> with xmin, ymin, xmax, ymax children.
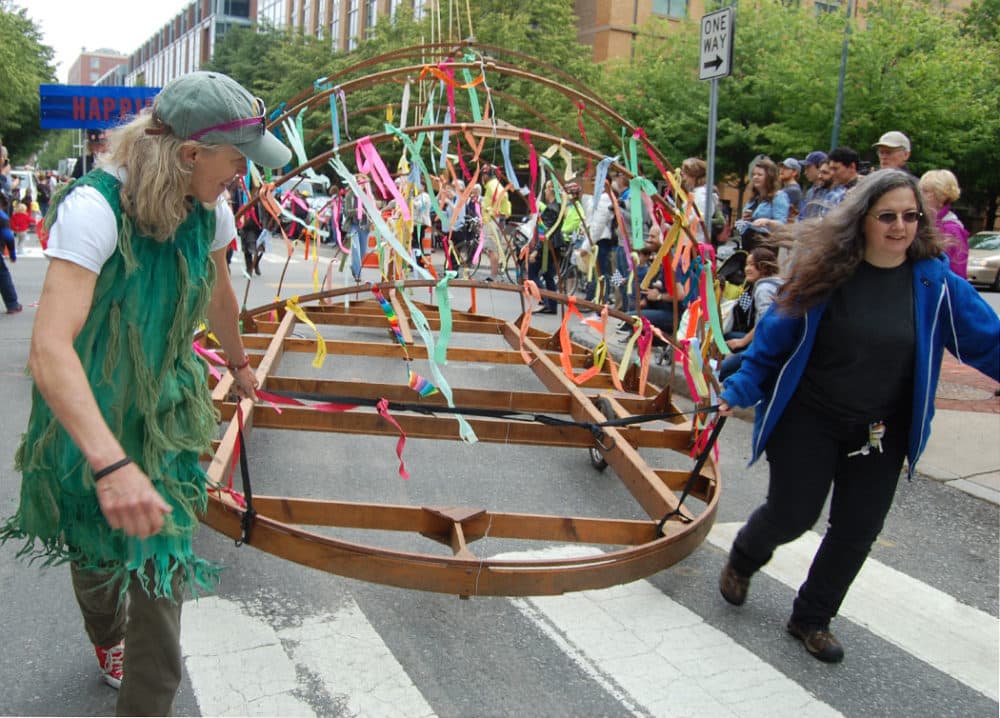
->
<box><xmin>234</xmin><ymin>415</ymin><xmax>257</xmax><ymax>547</ymax></box>
<box><xmin>259</xmin><ymin>387</ymin><xmax>716</xmax><ymax>431</ymax></box>
<box><xmin>656</xmin><ymin>417</ymin><xmax>727</xmax><ymax>536</ymax></box>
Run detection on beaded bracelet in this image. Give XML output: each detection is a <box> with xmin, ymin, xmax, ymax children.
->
<box><xmin>93</xmin><ymin>457</ymin><xmax>133</xmax><ymax>482</ymax></box>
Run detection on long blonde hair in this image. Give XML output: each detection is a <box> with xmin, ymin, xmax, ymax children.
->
<box><xmin>98</xmin><ymin>111</ymin><xmax>218</xmax><ymax>242</ymax></box>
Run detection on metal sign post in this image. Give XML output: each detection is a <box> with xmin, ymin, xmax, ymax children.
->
<box><xmin>699</xmin><ymin>6</ymin><xmax>735</xmax><ymax>236</ymax></box>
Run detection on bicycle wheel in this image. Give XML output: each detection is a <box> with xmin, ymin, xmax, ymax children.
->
<box><xmin>559</xmin><ymin>253</ymin><xmax>579</xmax><ymax>296</ymax></box>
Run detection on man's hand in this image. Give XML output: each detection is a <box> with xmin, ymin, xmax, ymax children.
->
<box><xmin>95</xmin><ymin>464</ymin><xmax>172</xmax><ymax>539</ymax></box>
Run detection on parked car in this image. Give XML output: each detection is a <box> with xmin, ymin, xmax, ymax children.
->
<box><xmin>966</xmin><ymin>231</ymin><xmax>1000</xmax><ymax>290</ymax></box>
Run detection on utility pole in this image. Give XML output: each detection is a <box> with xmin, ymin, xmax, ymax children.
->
<box><xmin>830</xmin><ymin>0</ymin><xmax>853</xmax><ymax>150</ymax></box>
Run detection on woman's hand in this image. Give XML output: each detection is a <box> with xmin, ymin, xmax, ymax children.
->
<box><xmin>232</xmin><ymin>364</ymin><xmax>259</xmax><ymax>400</ymax></box>
<box><xmin>95</xmin><ymin>464</ymin><xmax>172</xmax><ymax>539</ymax></box>
<box><xmin>752</xmin><ymin>218</ymin><xmax>774</xmax><ymax>229</ymax></box>
<box><xmin>726</xmin><ymin>336</ymin><xmax>748</xmax><ymax>351</ymax></box>
<box><xmin>717</xmin><ymin>400</ymin><xmax>734</xmax><ymax>417</ymax></box>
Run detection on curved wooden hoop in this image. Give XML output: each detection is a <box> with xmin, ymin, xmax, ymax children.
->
<box><xmin>201</xmin><ymin>280</ymin><xmax>719</xmax><ymax>596</ymax></box>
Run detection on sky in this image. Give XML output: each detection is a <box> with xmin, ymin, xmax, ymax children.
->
<box><xmin>24</xmin><ymin>0</ymin><xmax>192</xmax><ymax>83</ymax></box>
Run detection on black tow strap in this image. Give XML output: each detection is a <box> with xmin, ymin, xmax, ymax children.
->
<box><xmin>234</xmin><ymin>412</ymin><xmax>256</xmax><ymax>546</ymax></box>
<box><xmin>656</xmin><ymin>416</ymin><xmax>727</xmax><ymax>536</ymax></box>
<box><xmin>259</xmin><ymin>387</ymin><xmax>718</xmax><ymax>431</ymax></box>
<box><xmin>232</xmin><ymin>388</ymin><xmax>728</xmax><ymax>545</ymax></box>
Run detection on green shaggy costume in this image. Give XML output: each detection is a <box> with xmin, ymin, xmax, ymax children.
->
<box><xmin>1</xmin><ymin>170</ymin><xmax>222</xmax><ymax>600</ymax></box>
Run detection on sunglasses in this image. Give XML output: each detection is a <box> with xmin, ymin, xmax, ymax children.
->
<box><xmin>190</xmin><ymin>97</ymin><xmax>267</xmax><ymax>141</ymax></box>
<box><xmin>869</xmin><ymin>210</ymin><xmax>922</xmax><ymax>225</ymax></box>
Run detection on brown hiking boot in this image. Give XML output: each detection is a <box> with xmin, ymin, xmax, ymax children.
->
<box><xmin>786</xmin><ymin>620</ymin><xmax>845</xmax><ymax>663</ymax></box>
<box><xmin>718</xmin><ymin>561</ymin><xmax>750</xmax><ymax>606</ymax></box>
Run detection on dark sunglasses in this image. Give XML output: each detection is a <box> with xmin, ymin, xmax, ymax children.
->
<box><xmin>869</xmin><ymin>210</ymin><xmax>922</xmax><ymax>225</ymax></box>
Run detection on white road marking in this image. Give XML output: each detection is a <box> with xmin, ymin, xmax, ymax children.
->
<box><xmin>709</xmin><ymin>522</ymin><xmax>1000</xmax><ymax>701</ymax></box>
<box><xmin>500</xmin><ymin>546</ymin><xmax>842</xmax><ymax>718</ymax></box>
<box><xmin>182</xmin><ymin>595</ymin><xmax>435</xmax><ymax>717</ymax></box>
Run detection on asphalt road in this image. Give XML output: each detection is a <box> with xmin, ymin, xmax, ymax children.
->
<box><xmin>1</xmin><ymin>240</ymin><xmax>997</xmax><ymax>717</ymax></box>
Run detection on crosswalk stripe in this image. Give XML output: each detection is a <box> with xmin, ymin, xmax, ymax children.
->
<box><xmin>181</xmin><ymin>595</ymin><xmax>435</xmax><ymax>717</ymax></box>
<box><xmin>500</xmin><ymin>546</ymin><xmax>842</xmax><ymax>718</ymax></box>
<box><xmin>708</xmin><ymin>522</ymin><xmax>999</xmax><ymax>701</ymax></box>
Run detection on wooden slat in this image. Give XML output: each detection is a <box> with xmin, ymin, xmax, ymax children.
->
<box><xmin>499</xmin><ymin>321</ymin><xmax>688</xmax><ymax>519</ymax></box>
<box><xmin>241</xmin><ymin>336</ymin><xmax>594</xmax><ymax>367</ymax></box>
<box><xmin>217</xmin><ymin>404</ymin><xmax>691</xmax><ymax>450</ymax></box>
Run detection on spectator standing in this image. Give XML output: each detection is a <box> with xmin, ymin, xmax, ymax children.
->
<box><xmin>717</xmin><ymin>169</ymin><xmax>999</xmax><ymax>664</ymax></box>
<box><xmin>778</xmin><ymin>158</ymin><xmax>804</xmax><ymax>220</ymax></box>
<box><xmin>0</xmin><ymin>193</ymin><xmax>22</xmax><ymax>313</ymax></box>
<box><xmin>480</xmin><ymin>166</ymin><xmax>510</xmax><ymax>282</ymax></box>
<box><xmin>800</xmin><ymin>152</ymin><xmax>830</xmax><ymax>220</ymax></box>
<box><xmin>0</xmin><ymin>71</ymin><xmax>290</xmax><ymax>714</ymax></box>
<box><xmin>529</xmin><ymin>180</ymin><xmax>563</xmax><ymax>313</ymax></box>
<box><xmin>919</xmin><ymin>169</ymin><xmax>970</xmax><ymax>278</ymax></box>
<box><xmin>681</xmin><ymin>157</ymin><xmax>720</xmax><ymax>243</ymax></box>
<box><xmin>71</xmin><ymin>129</ymin><xmax>109</xmax><ymax>179</ymax></box>
<box><xmin>824</xmin><ymin>146</ymin><xmax>861</xmax><ymax>208</ymax></box>
<box><xmin>873</xmin><ymin>131</ymin><xmax>912</xmax><ymax>172</ymax></box>
<box><xmin>742</xmin><ymin>158</ymin><xmax>789</xmax><ymax>233</ymax></box>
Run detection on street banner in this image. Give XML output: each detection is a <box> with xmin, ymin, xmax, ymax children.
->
<box><xmin>39</xmin><ymin>84</ymin><xmax>161</xmax><ymax>130</ymax></box>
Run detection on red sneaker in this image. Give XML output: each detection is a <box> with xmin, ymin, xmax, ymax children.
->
<box><xmin>94</xmin><ymin>641</ymin><xmax>124</xmax><ymax>689</ymax></box>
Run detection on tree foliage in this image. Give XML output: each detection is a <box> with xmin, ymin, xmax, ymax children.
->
<box><xmin>603</xmin><ymin>0</ymin><xmax>998</xmax><ymax>226</ymax></box>
<box><xmin>205</xmin><ymin>0</ymin><xmax>596</xmax><ymax>180</ymax></box>
<box><xmin>0</xmin><ymin>0</ymin><xmax>56</xmax><ymax>162</ymax></box>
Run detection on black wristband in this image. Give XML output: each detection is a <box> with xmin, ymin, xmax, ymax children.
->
<box><xmin>93</xmin><ymin>457</ymin><xmax>133</xmax><ymax>482</ymax></box>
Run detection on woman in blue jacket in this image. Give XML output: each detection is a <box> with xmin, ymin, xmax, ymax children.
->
<box><xmin>717</xmin><ymin>169</ymin><xmax>999</xmax><ymax>664</ymax></box>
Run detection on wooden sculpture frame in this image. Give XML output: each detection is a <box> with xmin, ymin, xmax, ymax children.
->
<box><xmin>199</xmin><ymin>281</ymin><xmax>719</xmax><ymax>597</ymax></box>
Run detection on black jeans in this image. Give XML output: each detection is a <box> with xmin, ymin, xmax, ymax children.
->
<box><xmin>729</xmin><ymin>395</ymin><xmax>907</xmax><ymax>627</ymax></box>
<box><xmin>0</xmin><ymin>254</ymin><xmax>19</xmax><ymax>311</ymax></box>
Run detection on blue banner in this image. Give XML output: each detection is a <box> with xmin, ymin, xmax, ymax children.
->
<box><xmin>39</xmin><ymin>84</ymin><xmax>162</xmax><ymax>130</ymax></box>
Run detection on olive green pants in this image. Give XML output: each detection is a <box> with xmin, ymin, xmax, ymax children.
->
<box><xmin>71</xmin><ymin>563</ymin><xmax>184</xmax><ymax>717</ymax></box>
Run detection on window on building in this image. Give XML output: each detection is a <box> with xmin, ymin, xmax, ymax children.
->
<box><xmin>330</xmin><ymin>0</ymin><xmax>341</xmax><ymax>50</ymax></box>
<box><xmin>389</xmin><ymin>0</ymin><xmax>403</xmax><ymax>19</ymax></box>
<box><xmin>814</xmin><ymin>0</ymin><xmax>843</xmax><ymax>14</ymax></box>
<box><xmin>347</xmin><ymin>0</ymin><xmax>359</xmax><ymax>50</ymax></box>
<box><xmin>90</xmin><ymin>71</ymin><xmax>100</xmax><ymax>81</ymax></box>
<box><xmin>651</xmin><ymin>0</ymin><xmax>687</xmax><ymax>18</ymax></box>
<box><xmin>223</xmin><ymin>0</ymin><xmax>251</xmax><ymax>17</ymax></box>
<box><xmin>413</xmin><ymin>0</ymin><xmax>427</xmax><ymax>20</ymax></box>
<box><xmin>216</xmin><ymin>22</ymin><xmax>231</xmax><ymax>38</ymax></box>
<box><xmin>90</xmin><ymin>57</ymin><xmax>100</xmax><ymax>69</ymax></box>
<box><xmin>363</xmin><ymin>0</ymin><xmax>377</xmax><ymax>39</ymax></box>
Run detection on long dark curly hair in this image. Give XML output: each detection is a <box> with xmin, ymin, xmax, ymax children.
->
<box><xmin>770</xmin><ymin>169</ymin><xmax>944</xmax><ymax>316</ymax></box>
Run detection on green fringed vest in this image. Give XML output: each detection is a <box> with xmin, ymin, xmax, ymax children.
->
<box><xmin>2</xmin><ymin>170</ymin><xmax>222</xmax><ymax>600</ymax></box>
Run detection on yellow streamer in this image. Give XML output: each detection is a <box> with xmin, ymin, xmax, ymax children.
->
<box><xmin>285</xmin><ymin>297</ymin><xmax>327</xmax><ymax>368</ymax></box>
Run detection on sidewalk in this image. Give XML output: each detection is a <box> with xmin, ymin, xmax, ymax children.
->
<box><xmin>569</xmin><ymin>324</ymin><xmax>1000</xmax><ymax>506</ymax></box>
<box><xmin>918</xmin><ymin>353</ymin><xmax>1000</xmax><ymax>505</ymax></box>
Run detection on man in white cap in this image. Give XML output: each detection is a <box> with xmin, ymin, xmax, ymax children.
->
<box><xmin>873</xmin><ymin>131</ymin><xmax>911</xmax><ymax>171</ymax></box>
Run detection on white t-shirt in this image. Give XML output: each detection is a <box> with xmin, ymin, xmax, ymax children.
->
<box><xmin>46</xmin><ymin>171</ymin><xmax>237</xmax><ymax>274</ymax></box>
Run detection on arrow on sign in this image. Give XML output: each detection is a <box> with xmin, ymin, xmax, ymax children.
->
<box><xmin>703</xmin><ymin>56</ymin><xmax>723</xmax><ymax>72</ymax></box>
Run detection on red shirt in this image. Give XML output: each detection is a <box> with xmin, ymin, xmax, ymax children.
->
<box><xmin>10</xmin><ymin>211</ymin><xmax>31</xmax><ymax>233</ymax></box>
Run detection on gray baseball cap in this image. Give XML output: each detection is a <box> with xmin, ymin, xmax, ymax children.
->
<box><xmin>152</xmin><ymin>71</ymin><xmax>291</xmax><ymax>169</ymax></box>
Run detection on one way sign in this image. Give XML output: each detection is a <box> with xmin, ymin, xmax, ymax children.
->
<box><xmin>699</xmin><ymin>6</ymin><xmax>735</xmax><ymax>81</ymax></box>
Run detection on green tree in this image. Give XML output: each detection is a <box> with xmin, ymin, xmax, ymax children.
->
<box><xmin>606</xmin><ymin>0</ymin><xmax>999</xmax><ymax>227</ymax></box>
<box><xmin>206</xmin><ymin>0</ymin><xmax>597</xmax><ymax>179</ymax></box>
<box><xmin>0</xmin><ymin>0</ymin><xmax>56</xmax><ymax>162</ymax></box>
<box><xmin>607</xmin><ymin>0</ymin><xmax>845</xmax><ymax>206</ymax></box>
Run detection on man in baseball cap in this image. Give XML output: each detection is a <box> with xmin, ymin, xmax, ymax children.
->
<box><xmin>873</xmin><ymin>131</ymin><xmax>911</xmax><ymax>170</ymax></box>
<box><xmin>779</xmin><ymin>158</ymin><xmax>803</xmax><ymax>218</ymax></box>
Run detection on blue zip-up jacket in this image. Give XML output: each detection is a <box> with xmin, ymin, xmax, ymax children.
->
<box><xmin>720</xmin><ymin>256</ymin><xmax>1000</xmax><ymax>478</ymax></box>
